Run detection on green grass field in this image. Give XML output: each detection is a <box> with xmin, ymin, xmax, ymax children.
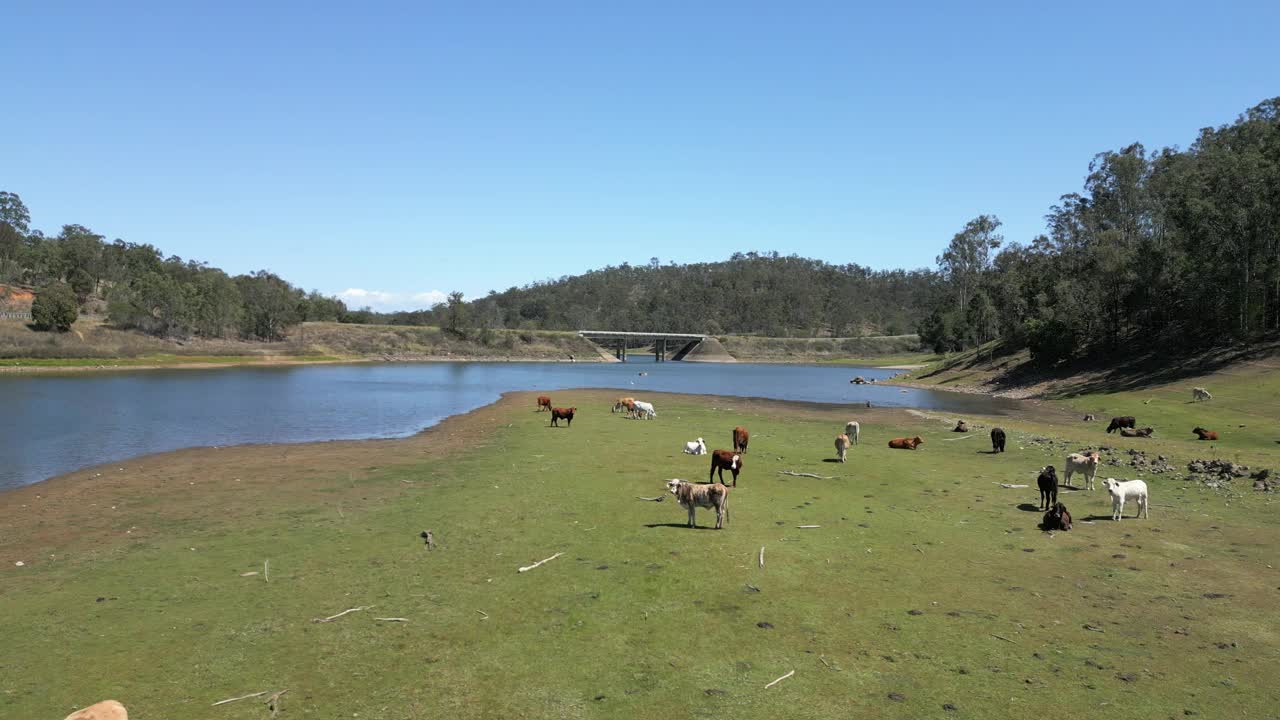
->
<box><xmin>2</xmin><ymin>366</ymin><xmax>1278</xmax><ymax>719</ymax></box>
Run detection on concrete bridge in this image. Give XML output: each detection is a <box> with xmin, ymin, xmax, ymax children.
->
<box><xmin>577</xmin><ymin>330</ymin><xmax>707</xmax><ymax>362</ymax></box>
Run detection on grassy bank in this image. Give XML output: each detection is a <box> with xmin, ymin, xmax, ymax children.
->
<box><xmin>3</xmin><ymin>368</ymin><xmax>1277</xmax><ymax>718</ymax></box>
<box><xmin>718</xmin><ymin>333</ymin><xmax>924</xmax><ymax>363</ymax></box>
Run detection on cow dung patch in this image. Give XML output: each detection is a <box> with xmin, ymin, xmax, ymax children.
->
<box><xmin>888</xmin><ymin>692</ymin><xmax>907</xmax><ymax>702</ymax></box>
<box><xmin>756</xmin><ymin>621</ymin><xmax>774</xmax><ymax>629</ymax></box>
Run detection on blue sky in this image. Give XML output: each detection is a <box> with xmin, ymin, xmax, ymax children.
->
<box><xmin>5</xmin><ymin>1</ymin><xmax>1277</xmax><ymax>310</ymax></box>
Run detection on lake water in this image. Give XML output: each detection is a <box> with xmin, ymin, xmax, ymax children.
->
<box><xmin>0</xmin><ymin>361</ymin><xmax>1021</xmax><ymax>490</ymax></box>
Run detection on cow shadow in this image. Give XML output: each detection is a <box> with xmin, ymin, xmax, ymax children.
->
<box><xmin>1079</xmin><ymin>514</ymin><xmax>1115</xmax><ymax>522</ymax></box>
<box><xmin>976</xmin><ymin>450</ymin><xmax>1001</xmax><ymax>455</ymax></box>
<box><xmin>821</xmin><ymin>458</ymin><xmax>844</xmax><ymax>464</ymax></box>
<box><xmin>644</xmin><ymin>523</ymin><xmax>718</xmax><ymax>531</ymax></box>
<box><xmin>1016</xmin><ymin>503</ymin><xmax>1043</xmax><ymax>512</ymax></box>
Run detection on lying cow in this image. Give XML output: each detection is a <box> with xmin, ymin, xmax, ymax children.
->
<box><xmin>1037</xmin><ymin>465</ymin><xmax>1058</xmax><ymax>510</ymax></box>
<box><xmin>63</xmin><ymin>701</ymin><xmax>129</xmax><ymax>720</ymax></box>
<box><xmin>1192</xmin><ymin>427</ymin><xmax>1218</xmax><ymax>441</ymax></box>
<box><xmin>1106</xmin><ymin>416</ymin><xmax>1136</xmax><ymax>433</ymax></box>
<box><xmin>536</xmin><ymin>395</ymin><xmax>552</xmax><ymax>412</ymax></box>
<box><xmin>683</xmin><ymin>437</ymin><xmax>708</xmax><ymax>455</ymax></box>
<box><xmin>834</xmin><ymin>434</ymin><xmax>851</xmax><ymax>462</ymax></box>
<box><xmin>990</xmin><ymin>427</ymin><xmax>1006</xmax><ymax>453</ymax></box>
<box><xmin>666</xmin><ymin>479</ymin><xmax>730</xmax><ymax>529</ymax></box>
<box><xmin>844</xmin><ymin>421</ymin><xmax>860</xmax><ymax>445</ymax></box>
<box><xmin>888</xmin><ymin>436</ymin><xmax>924</xmax><ymax>450</ymax></box>
<box><xmin>1042</xmin><ymin>501</ymin><xmax>1072</xmax><ymax>531</ymax></box>
<box><xmin>709</xmin><ymin>449</ymin><xmax>744</xmax><ymax>486</ymax></box>
<box><xmin>1064</xmin><ymin>451</ymin><xmax>1100</xmax><ymax>491</ymax></box>
<box><xmin>733</xmin><ymin>425</ymin><xmax>750</xmax><ymax>453</ymax></box>
<box><xmin>1192</xmin><ymin>386</ymin><xmax>1213</xmax><ymax>402</ymax></box>
<box><xmin>549</xmin><ymin>406</ymin><xmax>576</xmax><ymax>427</ymax></box>
<box><xmin>631</xmin><ymin>400</ymin><xmax>656</xmax><ymax>420</ymax></box>
<box><xmin>953</xmin><ymin>420</ymin><xmax>969</xmax><ymax>433</ymax></box>
<box><xmin>1103</xmin><ymin>478</ymin><xmax>1149</xmax><ymax>520</ymax></box>
<box><xmin>1119</xmin><ymin>427</ymin><xmax>1153</xmax><ymax>438</ymax></box>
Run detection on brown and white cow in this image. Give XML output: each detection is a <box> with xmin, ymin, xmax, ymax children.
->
<box><xmin>549</xmin><ymin>407</ymin><xmax>576</xmax><ymax>427</ymax></box>
<box><xmin>709</xmin><ymin>450</ymin><xmax>744</xmax><ymax>486</ymax></box>
<box><xmin>888</xmin><ymin>436</ymin><xmax>924</xmax><ymax>450</ymax></box>
<box><xmin>612</xmin><ymin>397</ymin><xmax>635</xmax><ymax>414</ymax></box>
<box><xmin>732</xmin><ymin>426</ymin><xmax>749</xmax><ymax>453</ymax></box>
<box><xmin>666</xmin><ymin>479</ymin><xmax>730</xmax><ymax>529</ymax></box>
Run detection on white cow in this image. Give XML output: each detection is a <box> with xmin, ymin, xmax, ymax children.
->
<box><xmin>1064</xmin><ymin>451</ymin><xmax>1101</xmax><ymax>491</ymax></box>
<box><xmin>844</xmin><ymin>421</ymin><xmax>860</xmax><ymax>446</ymax></box>
<box><xmin>683</xmin><ymin>437</ymin><xmax>707</xmax><ymax>455</ymax></box>
<box><xmin>631</xmin><ymin>400</ymin><xmax>656</xmax><ymax>420</ymax></box>
<box><xmin>1103</xmin><ymin>478</ymin><xmax>1149</xmax><ymax>520</ymax></box>
<box><xmin>1192</xmin><ymin>387</ymin><xmax>1213</xmax><ymax>402</ymax></box>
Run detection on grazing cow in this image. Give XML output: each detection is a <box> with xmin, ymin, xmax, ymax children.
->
<box><xmin>1106</xmin><ymin>416</ymin><xmax>1137</xmax><ymax>433</ymax></box>
<box><xmin>732</xmin><ymin>426</ymin><xmax>750</xmax><ymax>453</ymax></box>
<box><xmin>844</xmin><ymin>421</ymin><xmax>860</xmax><ymax>445</ymax></box>
<box><xmin>1083</xmin><ymin>414</ymin><xmax>1096</xmax><ymax>422</ymax></box>
<box><xmin>1042</xmin><ymin>501</ymin><xmax>1073</xmax><ymax>531</ymax></box>
<box><xmin>612</xmin><ymin>397</ymin><xmax>635</xmax><ymax>414</ymax></box>
<box><xmin>990</xmin><ymin>427</ymin><xmax>1006</xmax><ymax>453</ymax></box>
<box><xmin>888</xmin><ymin>436</ymin><xmax>924</xmax><ymax>450</ymax></box>
<box><xmin>1192</xmin><ymin>387</ymin><xmax>1213</xmax><ymax>402</ymax></box>
<box><xmin>1103</xmin><ymin>478</ymin><xmax>1149</xmax><ymax>520</ymax></box>
<box><xmin>549</xmin><ymin>407</ymin><xmax>576</xmax><ymax>427</ymax></box>
<box><xmin>64</xmin><ymin>701</ymin><xmax>129</xmax><ymax>720</ymax></box>
<box><xmin>953</xmin><ymin>420</ymin><xmax>969</xmax><ymax>433</ymax></box>
<box><xmin>1037</xmin><ymin>465</ymin><xmax>1058</xmax><ymax>511</ymax></box>
<box><xmin>1120</xmin><ymin>427</ymin><xmax>1153</xmax><ymax>438</ymax></box>
<box><xmin>1192</xmin><ymin>427</ymin><xmax>1218</xmax><ymax>441</ymax></box>
<box><xmin>1064</xmin><ymin>451</ymin><xmax>1101</xmax><ymax>491</ymax></box>
<box><xmin>631</xmin><ymin>400</ymin><xmax>657</xmax><ymax>420</ymax></box>
<box><xmin>666</xmin><ymin>479</ymin><xmax>730</xmax><ymax>529</ymax></box>
<box><xmin>834</xmin><ymin>434</ymin><xmax>852</xmax><ymax>462</ymax></box>
<box><xmin>536</xmin><ymin>395</ymin><xmax>552</xmax><ymax>412</ymax></box>
<box><xmin>709</xmin><ymin>449</ymin><xmax>744</xmax><ymax>486</ymax></box>
<box><xmin>683</xmin><ymin>437</ymin><xmax>708</xmax><ymax>455</ymax></box>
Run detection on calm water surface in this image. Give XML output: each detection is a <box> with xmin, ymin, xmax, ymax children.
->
<box><xmin>0</xmin><ymin>361</ymin><xmax>1021</xmax><ymax>490</ymax></box>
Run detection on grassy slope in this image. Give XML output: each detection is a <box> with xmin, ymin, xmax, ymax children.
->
<box><xmin>718</xmin><ymin>334</ymin><xmax>924</xmax><ymax>363</ymax></box>
<box><xmin>3</xmin><ymin>373</ymin><xmax>1277</xmax><ymax>719</ymax></box>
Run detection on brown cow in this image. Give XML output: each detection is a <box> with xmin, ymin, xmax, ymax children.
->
<box><xmin>64</xmin><ymin>701</ymin><xmax>128</xmax><ymax>720</ymax></box>
<box><xmin>834</xmin><ymin>434</ymin><xmax>851</xmax><ymax>462</ymax></box>
<box><xmin>612</xmin><ymin>397</ymin><xmax>635</xmax><ymax>414</ymax></box>
<box><xmin>1192</xmin><ymin>427</ymin><xmax>1218</xmax><ymax>441</ymax></box>
<box><xmin>709</xmin><ymin>449</ymin><xmax>744</xmax><ymax>486</ymax></box>
<box><xmin>888</xmin><ymin>436</ymin><xmax>924</xmax><ymax>450</ymax></box>
<box><xmin>536</xmin><ymin>395</ymin><xmax>552</xmax><ymax>412</ymax></box>
<box><xmin>549</xmin><ymin>407</ymin><xmax>576</xmax><ymax>427</ymax></box>
<box><xmin>732</xmin><ymin>426</ymin><xmax>749</xmax><ymax>453</ymax></box>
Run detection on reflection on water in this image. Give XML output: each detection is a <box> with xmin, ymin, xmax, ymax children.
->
<box><xmin>0</xmin><ymin>361</ymin><xmax>1020</xmax><ymax>489</ymax></box>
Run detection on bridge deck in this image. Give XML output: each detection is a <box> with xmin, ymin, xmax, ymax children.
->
<box><xmin>577</xmin><ymin>330</ymin><xmax>706</xmax><ymax>341</ymax></box>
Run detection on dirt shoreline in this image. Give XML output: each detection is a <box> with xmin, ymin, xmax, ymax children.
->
<box><xmin>0</xmin><ymin>354</ymin><xmax>612</xmax><ymax>374</ymax></box>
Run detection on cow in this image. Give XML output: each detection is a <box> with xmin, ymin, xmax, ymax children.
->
<box><xmin>709</xmin><ymin>450</ymin><xmax>744</xmax><ymax>486</ymax></box>
<box><xmin>953</xmin><ymin>420</ymin><xmax>969</xmax><ymax>433</ymax></box>
<box><xmin>1120</xmin><ymin>427</ymin><xmax>1153</xmax><ymax>438</ymax></box>
<box><xmin>1192</xmin><ymin>387</ymin><xmax>1213</xmax><ymax>402</ymax></box>
<box><xmin>1106</xmin><ymin>416</ymin><xmax>1136</xmax><ymax>433</ymax></box>
<box><xmin>1192</xmin><ymin>426</ymin><xmax>1218</xmax><ymax>441</ymax></box>
<box><xmin>1042</xmin><ymin>501</ymin><xmax>1072</xmax><ymax>531</ymax></box>
<box><xmin>666</xmin><ymin>479</ymin><xmax>730</xmax><ymax>529</ymax></box>
<box><xmin>888</xmin><ymin>436</ymin><xmax>924</xmax><ymax>450</ymax></box>
<box><xmin>990</xmin><ymin>427</ymin><xmax>1006</xmax><ymax>453</ymax></box>
<box><xmin>631</xmin><ymin>400</ymin><xmax>657</xmax><ymax>420</ymax></box>
<box><xmin>63</xmin><ymin>701</ymin><xmax>129</xmax><ymax>720</ymax></box>
<box><xmin>1037</xmin><ymin>465</ymin><xmax>1059</xmax><ymax>510</ymax></box>
<box><xmin>732</xmin><ymin>426</ymin><xmax>750</xmax><ymax>453</ymax></box>
<box><xmin>1103</xmin><ymin>478</ymin><xmax>1149</xmax><ymax>520</ymax></box>
<box><xmin>850</xmin><ymin>376</ymin><xmax>867</xmax><ymax>384</ymax></box>
<box><xmin>1064</xmin><ymin>451</ymin><xmax>1101</xmax><ymax>491</ymax></box>
<box><xmin>834</xmin><ymin>434</ymin><xmax>852</xmax><ymax>462</ymax></box>
<box><xmin>612</xmin><ymin>397</ymin><xmax>635</xmax><ymax>414</ymax></box>
<box><xmin>683</xmin><ymin>437</ymin><xmax>708</xmax><ymax>455</ymax></box>
<box><xmin>549</xmin><ymin>407</ymin><xmax>576</xmax><ymax>427</ymax></box>
<box><xmin>844</xmin><ymin>421</ymin><xmax>860</xmax><ymax>445</ymax></box>
<box><xmin>536</xmin><ymin>395</ymin><xmax>552</xmax><ymax>412</ymax></box>
<box><xmin>1083</xmin><ymin>414</ymin><xmax>1096</xmax><ymax>422</ymax></box>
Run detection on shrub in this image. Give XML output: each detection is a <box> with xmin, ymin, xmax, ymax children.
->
<box><xmin>31</xmin><ymin>283</ymin><xmax>78</xmax><ymax>332</ymax></box>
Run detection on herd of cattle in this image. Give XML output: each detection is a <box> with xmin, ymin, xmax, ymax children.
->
<box><xmin>533</xmin><ymin>387</ymin><xmax>1220</xmax><ymax>530</ymax></box>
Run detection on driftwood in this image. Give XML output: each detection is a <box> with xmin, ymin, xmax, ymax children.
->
<box><xmin>991</xmin><ymin>634</ymin><xmax>1016</xmax><ymax>643</ymax></box>
<box><xmin>778</xmin><ymin>471</ymin><xmax>834</xmax><ymax>479</ymax></box>
<box><xmin>797</xmin><ymin>525</ymin><xmax>821</xmax><ymax>529</ymax></box>
<box><xmin>476</xmin><ymin>609</ymin><xmax>489</xmax><ymax>619</ymax></box>
<box><xmin>759</xmin><ymin>546</ymin><xmax>765</xmax><ymax>569</ymax></box>
<box><xmin>264</xmin><ymin>559</ymin><xmax>269</xmax><ymax>583</ymax></box>
<box><xmin>998</xmin><ymin>483</ymin><xmax>1029</xmax><ymax>489</ymax></box>
<box><xmin>212</xmin><ymin>690</ymin><xmax>270</xmax><ymax>706</ymax></box>
<box><xmin>635</xmin><ymin>495</ymin><xmax>665</xmax><ymax>502</ymax></box>
<box><xmin>518</xmin><ymin>552</ymin><xmax>563</xmax><ymax>573</ymax></box>
<box><xmin>312</xmin><ymin>606</ymin><xmax>372</xmax><ymax>623</ymax></box>
<box><xmin>765</xmin><ymin>670</ymin><xmax>795</xmax><ymax>689</ymax></box>
<box><xmin>374</xmin><ymin>617</ymin><xmax>409</xmax><ymax>622</ymax></box>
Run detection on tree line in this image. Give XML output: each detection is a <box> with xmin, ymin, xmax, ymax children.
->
<box><xmin>0</xmin><ymin>195</ymin><xmax>347</xmax><ymax>337</ymax></box>
<box><xmin>920</xmin><ymin>97</ymin><xmax>1280</xmax><ymax>362</ymax></box>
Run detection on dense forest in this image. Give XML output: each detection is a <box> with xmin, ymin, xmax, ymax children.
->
<box><xmin>0</xmin><ymin>195</ymin><xmax>348</xmax><ymax>338</ymax></box>
<box><xmin>919</xmin><ymin>97</ymin><xmax>1280</xmax><ymax>361</ymax></box>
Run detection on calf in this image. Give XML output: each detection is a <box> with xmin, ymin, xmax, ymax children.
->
<box><xmin>1064</xmin><ymin>451</ymin><xmax>1101</xmax><ymax>490</ymax></box>
<box><xmin>1106</xmin><ymin>416</ymin><xmax>1136</xmax><ymax>433</ymax></box>
<box><xmin>844</xmin><ymin>421</ymin><xmax>860</xmax><ymax>445</ymax></box>
<box><xmin>953</xmin><ymin>420</ymin><xmax>969</xmax><ymax>433</ymax></box>
<box><xmin>888</xmin><ymin>436</ymin><xmax>924</xmax><ymax>450</ymax></box>
<box><xmin>990</xmin><ymin>427</ymin><xmax>1006</xmax><ymax>453</ymax></box>
<box><xmin>1192</xmin><ymin>427</ymin><xmax>1218</xmax><ymax>441</ymax></box>
<box><xmin>1120</xmin><ymin>427</ymin><xmax>1153</xmax><ymax>438</ymax></box>
<box><xmin>1103</xmin><ymin>478</ymin><xmax>1149</xmax><ymax>520</ymax></box>
<box><xmin>683</xmin><ymin>437</ymin><xmax>708</xmax><ymax>455</ymax></box>
<box><xmin>1192</xmin><ymin>386</ymin><xmax>1213</xmax><ymax>402</ymax></box>
<box><xmin>1042</xmin><ymin>501</ymin><xmax>1072</xmax><ymax>531</ymax></box>
<box><xmin>709</xmin><ymin>449</ymin><xmax>744</xmax><ymax>486</ymax></box>
<box><xmin>732</xmin><ymin>425</ymin><xmax>750</xmax><ymax>453</ymax></box>
<box><xmin>536</xmin><ymin>395</ymin><xmax>552</xmax><ymax>412</ymax></box>
<box><xmin>549</xmin><ymin>406</ymin><xmax>576</xmax><ymax>427</ymax></box>
<box><xmin>1037</xmin><ymin>465</ymin><xmax>1058</xmax><ymax>511</ymax></box>
<box><xmin>834</xmin><ymin>434</ymin><xmax>851</xmax><ymax>462</ymax></box>
<box><xmin>666</xmin><ymin>479</ymin><xmax>730</xmax><ymax>529</ymax></box>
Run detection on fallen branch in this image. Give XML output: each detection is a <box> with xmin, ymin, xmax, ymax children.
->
<box><xmin>635</xmin><ymin>495</ymin><xmax>665</xmax><ymax>502</ymax></box>
<box><xmin>998</xmin><ymin>483</ymin><xmax>1029</xmax><ymax>489</ymax></box>
<box><xmin>765</xmin><ymin>670</ymin><xmax>795</xmax><ymax>689</ymax></box>
<box><xmin>518</xmin><ymin>552</ymin><xmax>563</xmax><ymax>573</ymax></box>
<box><xmin>991</xmin><ymin>634</ymin><xmax>1016</xmax><ymax>644</ymax></box>
<box><xmin>759</xmin><ymin>546</ymin><xmax>765</xmax><ymax>569</ymax></box>
<box><xmin>819</xmin><ymin>655</ymin><xmax>838</xmax><ymax>671</ymax></box>
<box><xmin>212</xmin><ymin>690</ymin><xmax>269</xmax><ymax>706</ymax></box>
<box><xmin>797</xmin><ymin>525</ymin><xmax>821</xmax><ymax>529</ymax></box>
<box><xmin>312</xmin><ymin>606</ymin><xmax>372</xmax><ymax>623</ymax></box>
<box><xmin>374</xmin><ymin>617</ymin><xmax>409</xmax><ymax>622</ymax></box>
<box><xmin>778</xmin><ymin>471</ymin><xmax>834</xmax><ymax>479</ymax></box>
<box><xmin>476</xmin><ymin>609</ymin><xmax>489</xmax><ymax>619</ymax></box>
<box><xmin>264</xmin><ymin>559</ymin><xmax>269</xmax><ymax>583</ymax></box>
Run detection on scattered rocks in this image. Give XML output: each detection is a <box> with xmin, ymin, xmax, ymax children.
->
<box><xmin>1113</xmin><ymin>448</ymin><xmax>1176</xmax><ymax>474</ymax></box>
<box><xmin>1187</xmin><ymin>459</ymin><xmax>1269</xmax><ymax>489</ymax></box>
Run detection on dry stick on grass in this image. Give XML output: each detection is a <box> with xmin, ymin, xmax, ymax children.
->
<box><xmin>759</xmin><ymin>546</ymin><xmax>765</xmax><ymax>569</ymax></box>
<box><xmin>264</xmin><ymin>559</ymin><xmax>269</xmax><ymax>583</ymax></box>
<box><xmin>998</xmin><ymin>483</ymin><xmax>1029</xmax><ymax>489</ymax></box>
<box><xmin>797</xmin><ymin>525</ymin><xmax>821</xmax><ymax>529</ymax></box>
<box><xmin>635</xmin><ymin>495</ymin><xmax>665</xmax><ymax>502</ymax></box>
<box><xmin>991</xmin><ymin>634</ymin><xmax>1017</xmax><ymax>643</ymax></box>
<box><xmin>518</xmin><ymin>552</ymin><xmax>563</xmax><ymax>573</ymax></box>
<box><xmin>778</xmin><ymin>471</ymin><xmax>834</xmax><ymax>479</ymax></box>
<box><xmin>765</xmin><ymin>670</ymin><xmax>795</xmax><ymax>689</ymax></box>
<box><xmin>476</xmin><ymin>609</ymin><xmax>489</xmax><ymax>619</ymax></box>
<box><xmin>312</xmin><ymin>606</ymin><xmax>373</xmax><ymax>623</ymax></box>
<box><xmin>944</xmin><ymin>434</ymin><xmax>975</xmax><ymax>442</ymax></box>
<box><xmin>374</xmin><ymin>617</ymin><xmax>409</xmax><ymax>622</ymax></box>
<box><xmin>211</xmin><ymin>690</ymin><xmax>270</xmax><ymax>706</ymax></box>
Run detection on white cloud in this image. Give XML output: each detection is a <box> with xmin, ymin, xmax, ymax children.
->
<box><xmin>338</xmin><ymin>288</ymin><xmax>450</xmax><ymax>311</ymax></box>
